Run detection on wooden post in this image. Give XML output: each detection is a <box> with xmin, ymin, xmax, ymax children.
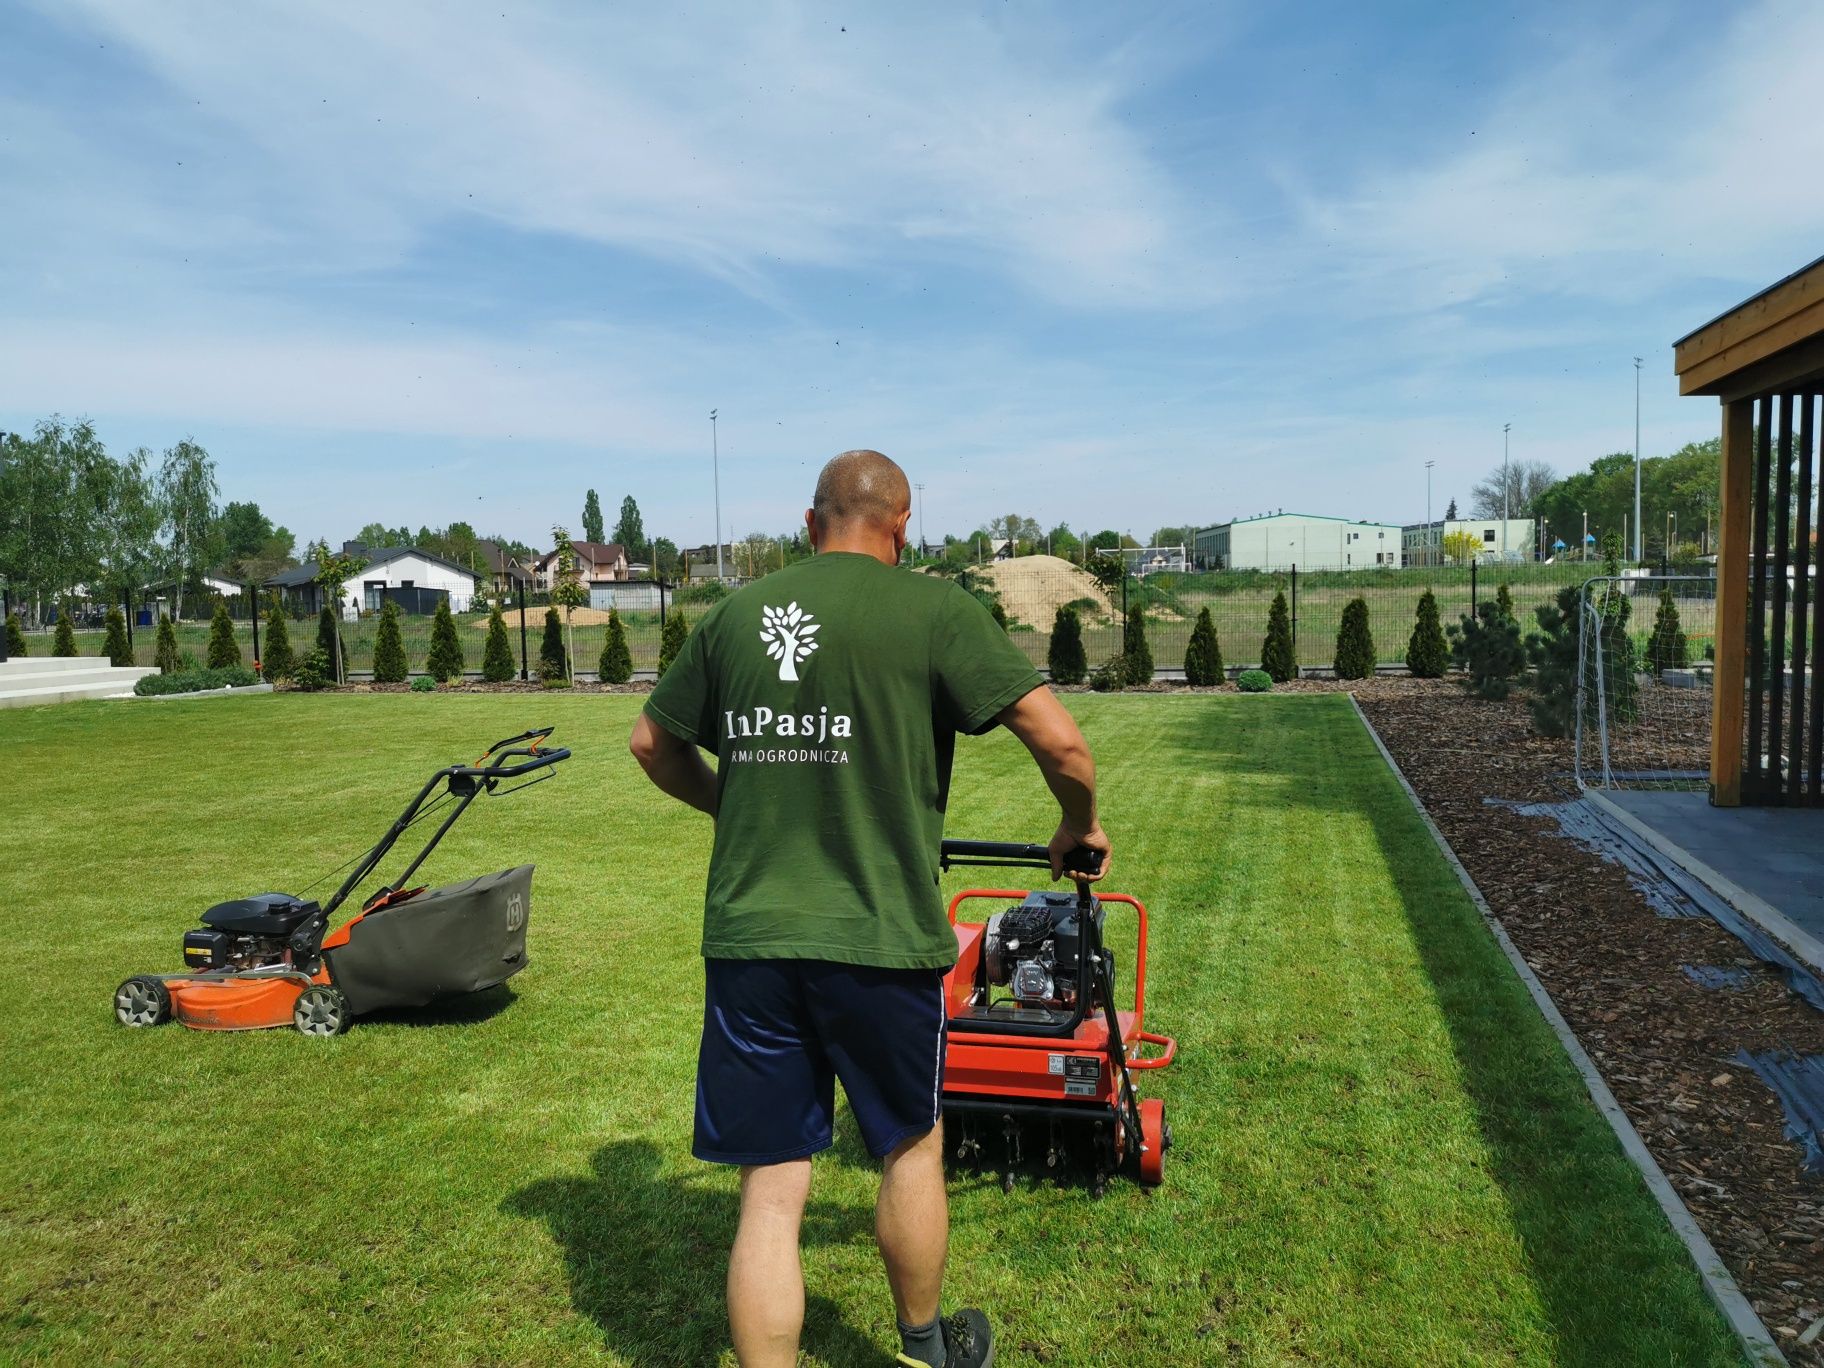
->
<box><xmin>1710</xmin><ymin>398</ymin><xmax>1754</xmax><ymax>805</ymax></box>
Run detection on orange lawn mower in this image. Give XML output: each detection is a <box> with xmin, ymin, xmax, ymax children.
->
<box><xmin>113</xmin><ymin>728</ymin><xmax>571</xmax><ymax>1037</ymax></box>
<box><xmin>938</xmin><ymin>840</ymin><xmax>1176</xmax><ymax>1196</ymax></box>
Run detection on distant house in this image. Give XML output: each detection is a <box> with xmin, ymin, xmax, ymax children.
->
<box><xmin>266</xmin><ymin>546</ymin><xmax>481</xmax><ymax>617</ymax></box>
<box><xmin>682</xmin><ymin>543</ymin><xmax>738</xmax><ymax>579</ymax></box>
<box><xmin>475</xmin><ymin>539</ymin><xmax>533</xmax><ymax>598</ymax></box>
<box><xmin>141</xmin><ymin>571</ymin><xmax>248</xmax><ymax>618</ymax></box>
<box><xmin>533</xmin><ymin>540</ymin><xmax>628</xmax><ymax>590</ymax></box>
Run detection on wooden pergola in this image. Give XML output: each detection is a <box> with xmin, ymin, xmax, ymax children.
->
<box><xmin>1675</xmin><ymin>255</ymin><xmax>1824</xmax><ymax>806</ymax></box>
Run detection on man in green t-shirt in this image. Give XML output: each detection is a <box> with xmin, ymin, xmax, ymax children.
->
<box><xmin>631</xmin><ymin>449</ymin><xmax>1108</xmax><ymax>1368</ymax></box>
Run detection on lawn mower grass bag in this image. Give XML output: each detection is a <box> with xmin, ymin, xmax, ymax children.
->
<box><xmin>322</xmin><ymin>864</ymin><xmax>532</xmax><ymax>1016</ymax></box>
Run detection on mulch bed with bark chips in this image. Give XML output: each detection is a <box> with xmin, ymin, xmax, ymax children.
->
<box><xmin>1348</xmin><ymin>675</ymin><xmax>1824</xmax><ymax>1358</ymax></box>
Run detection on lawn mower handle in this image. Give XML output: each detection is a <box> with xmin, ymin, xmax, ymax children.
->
<box><xmin>939</xmin><ymin>839</ymin><xmax>1103</xmax><ymax>878</ymax></box>
<box><xmin>462</xmin><ymin>746</ymin><xmax>570</xmax><ymax>780</ymax></box>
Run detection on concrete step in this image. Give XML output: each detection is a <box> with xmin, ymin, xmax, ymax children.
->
<box><xmin>0</xmin><ymin>663</ymin><xmax>159</xmax><ymax>709</ymax></box>
<box><xmin>0</xmin><ymin>655</ymin><xmax>108</xmax><ymax>675</ymax></box>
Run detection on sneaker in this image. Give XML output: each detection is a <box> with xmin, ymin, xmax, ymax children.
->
<box><xmin>896</xmin><ymin>1308</ymin><xmax>989</xmax><ymax>1368</ymax></box>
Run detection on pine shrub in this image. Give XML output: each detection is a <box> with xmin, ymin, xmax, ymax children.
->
<box><xmin>1183</xmin><ymin>607</ymin><xmax>1223</xmax><ymax>686</ymax></box>
<box><xmin>206</xmin><ymin>599</ymin><xmax>242</xmax><ymax>669</ymax></box>
<box><xmin>261</xmin><ymin>606</ymin><xmax>294</xmax><ymax>682</ymax></box>
<box><xmin>482</xmin><ymin>601</ymin><xmax>515</xmax><ymax>682</ymax></box>
<box><xmin>1237</xmin><ymin>669</ymin><xmax>1273</xmax><ymax>693</ymax></box>
<box><xmin>154</xmin><ymin>612</ymin><xmax>181</xmax><ymax>673</ymax></box>
<box><xmin>538</xmin><ymin>607</ymin><xmax>567</xmax><ymax>682</ymax></box>
<box><xmin>372</xmin><ymin>600</ymin><xmax>409</xmax><ymax>683</ymax></box>
<box><xmin>1089</xmin><ymin>657</ymin><xmax>1126</xmax><ymax>692</ymax></box>
<box><xmin>1527</xmin><ymin>581</ymin><xmax>1639</xmax><ymax>736</ymax></box>
<box><xmin>1122</xmin><ymin>606</ymin><xmax>1153</xmax><ymax>686</ymax></box>
<box><xmin>425</xmin><ymin>598</ymin><xmax>465</xmax><ymax>682</ymax></box>
<box><xmin>598</xmin><ymin>608</ymin><xmax>633</xmax><ymax>684</ymax></box>
<box><xmin>1260</xmin><ymin>591</ymin><xmax>1296</xmax><ymax>683</ymax></box>
<box><xmin>1333</xmin><ymin>596</ymin><xmax>1376</xmax><ymax>680</ymax></box>
<box><xmin>1448</xmin><ymin>603</ymin><xmax>1526</xmax><ymax>700</ymax></box>
<box><xmin>53</xmin><ymin>610</ymin><xmax>77</xmax><ymax>657</ymax></box>
<box><xmin>5</xmin><ymin>612</ymin><xmax>25</xmax><ymax>657</ymax></box>
<box><xmin>1646</xmin><ymin>587</ymin><xmax>1689</xmax><ymax>675</ymax></box>
<box><xmin>657</xmin><ymin>612</ymin><xmax>689</xmax><ymax>678</ymax></box>
<box><xmin>1406</xmin><ymin>590</ymin><xmax>1448</xmax><ymax>679</ymax></box>
<box><xmin>1048</xmin><ymin>605</ymin><xmax>1088</xmax><ymax>685</ymax></box>
<box><xmin>103</xmin><ymin>607</ymin><xmax>132</xmax><ymax>666</ymax></box>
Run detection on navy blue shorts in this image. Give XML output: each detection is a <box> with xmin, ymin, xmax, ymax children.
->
<box><xmin>694</xmin><ymin>958</ymin><xmax>948</xmax><ymax>1165</ymax></box>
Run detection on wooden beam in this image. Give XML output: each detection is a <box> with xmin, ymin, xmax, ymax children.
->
<box><xmin>1711</xmin><ymin>398</ymin><xmax>1754</xmax><ymax>806</ymax></box>
<box><xmin>1680</xmin><ymin>297</ymin><xmax>1824</xmax><ymax>395</ymax></box>
<box><xmin>1676</xmin><ymin>259</ymin><xmax>1824</xmax><ymax>374</ymax></box>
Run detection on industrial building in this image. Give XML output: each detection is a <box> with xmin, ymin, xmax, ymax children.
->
<box><xmin>1192</xmin><ymin>513</ymin><xmax>1404</xmax><ymax>571</ymax></box>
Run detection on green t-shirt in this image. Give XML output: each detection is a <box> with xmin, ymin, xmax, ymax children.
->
<box><xmin>643</xmin><ymin>553</ymin><xmax>1043</xmax><ymax>969</ymax></box>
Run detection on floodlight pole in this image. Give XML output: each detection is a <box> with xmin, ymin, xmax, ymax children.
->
<box><xmin>711</xmin><ymin>409</ymin><xmax>724</xmax><ymax>580</ymax></box>
<box><xmin>1424</xmin><ymin>460</ymin><xmax>1435</xmax><ymax>565</ymax></box>
<box><xmin>1641</xmin><ymin>359</ymin><xmax>1656</xmax><ymax>569</ymax></box>
<box><xmin>914</xmin><ymin>482</ymin><xmax>925</xmax><ymax>557</ymax></box>
<box><xmin>1501</xmin><ymin>423</ymin><xmax>1511</xmax><ymax>561</ymax></box>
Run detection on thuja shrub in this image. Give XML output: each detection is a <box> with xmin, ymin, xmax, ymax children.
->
<box><xmin>657</xmin><ymin>612</ymin><xmax>689</xmax><ymax>678</ymax></box>
<box><xmin>1646</xmin><ymin>587</ymin><xmax>1689</xmax><ymax>676</ymax></box>
<box><xmin>425</xmin><ymin>598</ymin><xmax>465</xmax><ymax>682</ymax></box>
<box><xmin>154</xmin><ymin>613</ymin><xmax>181</xmax><ymax>674</ymax></box>
<box><xmin>1122</xmin><ymin>606</ymin><xmax>1153</xmax><ymax>686</ymax></box>
<box><xmin>1048</xmin><ymin>605</ymin><xmax>1087</xmax><ymax>685</ymax></box>
<box><xmin>102</xmin><ymin>607</ymin><xmax>132</xmax><ymax>666</ymax></box>
<box><xmin>598</xmin><ymin>608</ymin><xmax>633</xmax><ymax>684</ymax></box>
<box><xmin>371</xmin><ymin>600</ymin><xmax>409</xmax><ymax>683</ymax></box>
<box><xmin>1333</xmin><ymin>596</ymin><xmax>1376</xmax><ymax>680</ymax></box>
<box><xmin>52</xmin><ymin>610</ymin><xmax>77</xmax><ymax>657</ymax></box>
<box><xmin>538</xmin><ymin>607</ymin><xmax>567</xmax><ymax>682</ymax></box>
<box><xmin>1183</xmin><ymin>607</ymin><xmax>1223</xmax><ymax>686</ymax></box>
<box><xmin>261</xmin><ymin>606</ymin><xmax>294</xmax><ymax>682</ymax></box>
<box><xmin>482</xmin><ymin>601</ymin><xmax>515</xmax><ymax>683</ymax></box>
<box><xmin>1260</xmin><ymin>591</ymin><xmax>1295</xmax><ymax>683</ymax></box>
<box><xmin>6</xmin><ymin>612</ymin><xmax>27</xmax><ymax>657</ymax></box>
<box><xmin>1406</xmin><ymin>590</ymin><xmax>1448</xmax><ymax>679</ymax></box>
<box><xmin>206</xmin><ymin>599</ymin><xmax>241</xmax><ymax>669</ymax></box>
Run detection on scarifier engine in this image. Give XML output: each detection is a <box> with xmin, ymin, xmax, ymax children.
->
<box><xmin>939</xmin><ymin>840</ymin><xmax>1176</xmax><ymax>1196</ymax></box>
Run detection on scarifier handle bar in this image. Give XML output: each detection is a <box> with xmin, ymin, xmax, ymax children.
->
<box><xmin>940</xmin><ymin>839</ymin><xmax>1103</xmax><ymax>878</ymax></box>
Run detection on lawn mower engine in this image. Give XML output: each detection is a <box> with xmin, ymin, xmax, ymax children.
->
<box><xmin>939</xmin><ymin>840</ymin><xmax>1176</xmax><ymax>1197</ymax></box>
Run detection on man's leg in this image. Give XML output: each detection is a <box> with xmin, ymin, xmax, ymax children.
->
<box><xmin>877</xmin><ymin>1124</ymin><xmax>947</xmax><ymax>1325</ymax></box>
<box><xmin>728</xmin><ymin>1157</ymin><xmax>813</xmax><ymax>1368</ymax></box>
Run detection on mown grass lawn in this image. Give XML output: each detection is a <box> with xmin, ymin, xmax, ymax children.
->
<box><xmin>1</xmin><ymin>693</ymin><xmax>1736</xmax><ymax>1366</ymax></box>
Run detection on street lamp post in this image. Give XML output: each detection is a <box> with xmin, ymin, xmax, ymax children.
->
<box><xmin>1641</xmin><ymin>359</ymin><xmax>1656</xmax><ymax>569</ymax></box>
<box><xmin>914</xmin><ymin>481</ymin><xmax>925</xmax><ymax>558</ymax></box>
<box><xmin>1424</xmin><ymin>460</ymin><xmax>1435</xmax><ymax>566</ymax></box>
<box><xmin>710</xmin><ymin>409</ymin><xmax>724</xmax><ymax>580</ymax></box>
<box><xmin>1501</xmin><ymin>423</ymin><xmax>1511</xmax><ymax>561</ymax></box>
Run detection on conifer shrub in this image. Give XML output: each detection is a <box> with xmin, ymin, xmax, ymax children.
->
<box><xmin>1237</xmin><ymin>668</ymin><xmax>1273</xmax><ymax>693</ymax></box>
<box><xmin>6</xmin><ymin>612</ymin><xmax>26</xmax><ymax>657</ymax></box>
<box><xmin>315</xmin><ymin>605</ymin><xmax>346</xmax><ymax>683</ymax></box>
<box><xmin>411</xmin><ymin>674</ymin><xmax>437</xmax><ymax>692</ymax></box>
<box><xmin>206</xmin><ymin>599</ymin><xmax>242</xmax><ymax>669</ymax></box>
<box><xmin>154</xmin><ymin>612</ymin><xmax>180</xmax><ymax>673</ymax></box>
<box><xmin>1495</xmin><ymin>583</ymin><xmax>1516</xmax><ymax>621</ymax></box>
<box><xmin>1048</xmin><ymin>605</ymin><xmax>1088</xmax><ymax>685</ymax></box>
<box><xmin>1646</xmin><ymin>587</ymin><xmax>1689</xmax><ymax>676</ymax></box>
<box><xmin>52</xmin><ymin>609</ymin><xmax>77</xmax><ymax>657</ymax></box>
<box><xmin>657</xmin><ymin>612</ymin><xmax>689</xmax><ymax>678</ymax></box>
<box><xmin>1448</xmin><ymin>603</ymin><xmax>1526</xmax><ymax>700</ymax></box>
<box><xmin>1333</xmin><ymin>596</ymin><xmax>1376</xmax><ymax>680</ymax></box>
<box><xmin>1183</xmin><ymin>606</ymin><xmax>1223</xmax><ymax>686</ymax></box>
<box><xmin>598</xmin><ymin>608</ymin><xmax>633</xmax><ymax>684</ymax></box>
<box><xmin>372</xmin><ymin>600</ymin><xmax>409</xmax><ymax>683</ymax></box>
<box><xmin>1122</xmin><ymin>606</ymin><xmax>1153</xmax><ymax>686</ymax></box>
<box><xmin>1089</xmin><ymin>657</ymin><xmax>1126</xmax><ymax>692</ymax></box>
<box><xmin>425</xmin><ymin>598</ymin><xmax>465</xmax><ymax>682</ymax></box>
<box><xmin>482</xmin><ymin>601</ymin><xmax>515</xmax><ymax>682</ymax></box>
<box><xmin>1406</xmin><ymin>589</ymin><xmax>1448</xmax><ymax>679</ymax></box>
<box><xmin>538</xmin><ymin>607</ymin><xmax>567</xmax><ymax>682</ymax></box>
<box><xmin>1260</xmin><ymin>591</ymin><xmax>1296</xmax><ymax>683</ymax></box>
<box><xmin>261</xmin><ymin>606</ymin><xmax>294</xmax><ymax>682</ymax></box>
<box><xmin>103</xmin><ymin>607</ymin><xmax>132</xmax><ymax>666</ymax></box>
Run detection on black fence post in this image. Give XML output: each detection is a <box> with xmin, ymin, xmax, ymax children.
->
<box><xmin>123</xmin><ymin>587</ymin><xmax>134</xmax><ymax>650</ymax></box>
<box><xmin>659</xmin><ymin>575</ymin><xmax>668</xmax><ymax>631</ymax></box>
<box><xmin>1290</xmin><ymin>564</ymin><xmax>1298</xmax><ymax>660</ymax></box>
<box><xmin>517</xmin><ymin>581</ymin><xmax>529</xmax><ymax>681</ymax></box>
<box><xmin>1470</xmin><ymin>560</ymin><xmax>1478</xmax><ymax>616</ymax></box>
<box><xmin>1120</xmin><ymin>565</ymin><xmax>1129</xmax><ymax>655</ymax></box>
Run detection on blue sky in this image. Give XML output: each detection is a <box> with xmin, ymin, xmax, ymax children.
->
<box><xmin>4</xmin><ymin>0</ymin><xmax>1821</xmax><ymax>550</ymax></box>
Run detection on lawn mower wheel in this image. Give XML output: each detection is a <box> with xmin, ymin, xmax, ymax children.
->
<box><xmin>293</xmin><ymin>985</ymin><xmax>351</xmax><ymax>1037</ymax></box>
<box><xmin>114</xmin><ymin>976</ymin><xmax>172</xmax><ymax>1028</ymax></box>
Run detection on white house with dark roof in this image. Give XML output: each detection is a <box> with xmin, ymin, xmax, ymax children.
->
<box><xmin>266</xmin><ymin>546</ymin><xmax>481</xmax><ymax>616</ymax></box>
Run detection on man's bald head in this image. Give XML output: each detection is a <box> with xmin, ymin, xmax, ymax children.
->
<box><xmin>812</xmin><ymin>449</ymin><xmax>911</xmax><ymax>531</ymax></box>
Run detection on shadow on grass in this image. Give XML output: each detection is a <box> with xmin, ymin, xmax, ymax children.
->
<box><xmin>358</xmin><ymin>983</ymin><xmax>517</xmax><ymax>1028</ymax></box>
<box><xmin>1165</xmin><ymin>695</ymin><xmax>1737</xmax><ymax>1365</ymax></box>
<box><xmin>503</xmin><ymin>1139</ymin><xmax>883</xmax><ymax>1366</ymax></box>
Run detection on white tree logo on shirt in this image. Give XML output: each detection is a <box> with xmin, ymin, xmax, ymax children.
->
<box><xmin>758</xmin><ymin>601</ymin><xmax>820</xmax><ymax>681</ymax></box>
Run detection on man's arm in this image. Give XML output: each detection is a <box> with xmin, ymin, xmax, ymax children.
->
<box><xmin>995</xmin><ymin>686</ymin><xmax>1110</xmax><ymax>881</ymax></box>
<box><xmin>630</xmin><ymin>713</ymin><xmax>718</xmax><ymax>817</ymax></box>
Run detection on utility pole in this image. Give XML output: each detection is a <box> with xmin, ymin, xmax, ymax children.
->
<box><xmin>1424</xmin><ymin>460</ymin><xmax>1435</xmax><ymax>566</ymax></box>
<box><xmin>914</xmin><ymin>482</ymin><xmax>925</xmax><ymax>558</ymax></box>
<box><xmin>710</xmin><ymin>409</ymin><xmax>724</xmax><ymax>580</ymax></box>
<box><xmin>1633</xmin><ymin>357</ymin><xmax>1643</xmax><ymax>564</ymax></box>
<box><xmin>1501</xmin><ymin>423</ymin><xmax>1511</xmax><ymax>562</ymax></box>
